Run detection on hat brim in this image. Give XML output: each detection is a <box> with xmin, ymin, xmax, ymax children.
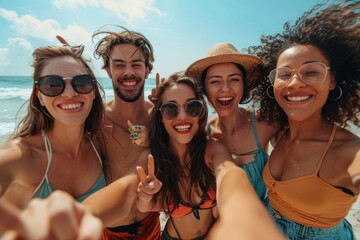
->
<box><xmin>186</xmin><ymin>54</ymin><xmax>261</xmax><ymax>82</ymax></box>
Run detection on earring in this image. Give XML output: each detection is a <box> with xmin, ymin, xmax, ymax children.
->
<box><xmin>328</xmin><ymin>86</ymin><xmax>343</xmax><ymax>101</ymax></box>
<box><xmin>266</xmin><ymin>85</ymin><xmax>275</xmax><ymax>99</ymax></box>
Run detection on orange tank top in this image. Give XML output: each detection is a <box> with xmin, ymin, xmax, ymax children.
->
<box><xmin>263</xmin><ymin>125</ymin><xmax>358</xmax><ymax>228</ymax></box>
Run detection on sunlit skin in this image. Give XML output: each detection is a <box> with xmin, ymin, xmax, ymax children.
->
<box><xmin>204</xmin><ymin>63</ymin><xmax>244</xmax><ymax>118</ymax></box>
<box><xmin>106</xmin><ymin>44</ymin><xmax>149</xmax><ymax>102</ymax></box>
<box><xmin>204</xmin><ymin>62</ymin><xmax>277</xmax><ymax>167</ymax></box>
<box><xmin>273</xmin><ymin>44</ymin><xmax>335</xmax><ymax>124</ymax></box>
<box><xmin>268</xmin><ymin>44</ymin><xmax>359</xmax><ymax>196</ymax></box>
<box><xmin>37</xmin><ymin>56</ymin><xmax>95</xmax><ymax>128</ymax></box>
<box><xmin>0</xmin><ymin>55</ymin><xmax>102</xmax><ymax>210</ymax></box>
<box><xmin>161</xmin><ymin>84</ymin><xmax>201</xmax><ymax>153</ymax></box>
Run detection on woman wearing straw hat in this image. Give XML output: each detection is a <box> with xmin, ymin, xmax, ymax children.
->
<box><xmin>186</xmin><ymin>42</ymin><xmax>278</xmax><ymax>202</ymax></box>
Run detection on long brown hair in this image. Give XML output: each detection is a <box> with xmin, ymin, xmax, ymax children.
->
<box><xmin>10</xmin><ymin>44</ymin><xmax>104</xmax><ymax>139</ymax></box>
<box><xmin>149</xmin><ymin>71</ymin><xmax>215</xmax><ymax>212</ymax></box>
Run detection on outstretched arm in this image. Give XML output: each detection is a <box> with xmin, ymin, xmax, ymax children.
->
<box><xmin>206</xmin><ymin>142</ymin><xmax>285</xmax><ymax>240</ymax></box>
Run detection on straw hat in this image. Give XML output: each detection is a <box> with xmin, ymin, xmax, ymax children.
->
<box><xmin>186</xmin><ymin>42</ymin><xmax>261</xmax><ymax>84</ymax></box>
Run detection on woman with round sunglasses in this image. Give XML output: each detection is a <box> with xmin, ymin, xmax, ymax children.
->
<box><xmin>0</xmin><ymin>43</ymin><xmax>105</xmax><ymax>208</ymax></box>
<box><xmin>249</xmin><ymin>1</ymin><xmax>359</xmax><ymax>239</ymax></box>
<box><xmin>185</xmin><ymin>42</ymin><xmax>278</xmax><ymax>203</ymax></box>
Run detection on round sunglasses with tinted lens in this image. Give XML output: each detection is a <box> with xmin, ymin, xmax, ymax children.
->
<box><xmin>159</xmin><ymin>100</ymin><xmax>203</xmax><ymax>120</ymax></box>
<box><xmin>35</xmin><ymin>74</ymin><xmax>95</xmax><ymax>97</ymax></box>
<box><xmin>268</xmin><ymin>62</ymin><xmax>330</xmax><ymax>89</ymax></box>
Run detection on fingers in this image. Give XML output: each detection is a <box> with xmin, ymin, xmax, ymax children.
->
<box><xmin>0</xmin><ymin>191</ymin><xmax>102</xmax><ymax>240</ymax></box>
<box><xmin>127</xmin><ymin>120</ymin><xmax>148</xmax><ymax>146</ymax></box>
<box><xmin>127</xmin><ymin>124</ymin><xmax>146</xmax><ymax>133</ymax></box>
<box><xmin>136</xmin><ymin>166</ymin><xmax>148</xmax><ymax>184</ymax></box>
<box><xmin>0</xmin><ymin>199</ymin><xmax>25</xmax><ymax>235</ymax></box>
<box><xmin>147</xmin><ymin>154</ymin><xmax>155</xmax><ymax>179</ymax></box>
<box><xmin>56</xmin><ymin>35</ymin><xmax>69</xmax><ymax>46</ymax></box>
<box><xmin>77</xmin><ymin>212</ymin><xmax>103</xmax><ymax>240</ymax></box>
<box><xmin>156</xmin><ymin>73</ymin><xmax>160</xmax><ymax>87</ymax></box>
<box><xmin>47</xmin><ymin>192</ymin><xmax>79</xmax><ymax>240</ymax></box>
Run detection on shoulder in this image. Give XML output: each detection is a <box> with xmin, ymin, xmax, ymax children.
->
<box><xmin>333</xmin><ymin>128</ymin><xmax>360</xmax><ymax>177</ymax></box>
<box><xmin>253</xmin><ymin>110</ymin><xmax>279</xmax><ymax>142</ymax></box>
<box><xmin>207</xmin><ymin>117</ymin><xmax>219</xmax><ymax>136</ymax></box>
<box><xmin>0</xmin><ymin>136</ymin><xmax>41</xmax><ymax>173</ymax></box>
<box><xmin>204</xmin><ymin>141</ymin><xmax>231</xmax><ymax>166</ymax></box>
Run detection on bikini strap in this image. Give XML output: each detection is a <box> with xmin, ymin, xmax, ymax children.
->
<box><xmin>86</xmin><ymin>134</ymin><xmax>103</xmax><ymax>167</ymax></box>
<box><xmin>273</xmin><ymin>127</ymin><xmax>289</xmax><ymax>148</ymax></box>
<box><xmin>315</xmin><ymin>124</ymin><xmax>338</xmax><ymax>173</ymax></box>
<box><xmin>250</xmin><ymin>111</ymin><xmax>262</xmax><ymax>150</ymax></box>
<box><xmin>41</xmin><ymin>130</ymin><xmax>52</xmax><ymax>182</ymax></box>
<box><xmin>169</xmin><ymin>215</ymin><xmax>182</xmax><ymax>240</ymax></box>
<box><xmin>166</xmin><ymin>196</ymin><xmax>183</xmax><ymax>239</ymax></box>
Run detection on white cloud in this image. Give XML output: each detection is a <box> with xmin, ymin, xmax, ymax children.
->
<box><xmin>0</xmin><ymin>38</ymin><xmax>33</xmax><ymax>75</ymax></box>
<box><xmin>0</xmin><ymin>8</ymin><xmax>92</xmax><ymax>44</ymax></box>
<box><xmin>0</xmin><ymin>48</ymin><xmax>10</xmax><ymax>67</ymax></box>
<box><xmin>7</xmin><ymin>38</ymin><xmax>33</xmax><ymax>50</ymax></box>
<box><xmin>52</xmin><ymin>0</ymin><xmax>99</xmax><ymax>9</ymax></box>
<box><xmin>0</xmin><ymin>8</ymin><xmax>17</xmax><ymax>21</ymax></box>
<box><xmin>57</xmin><ymin>25</ymin><xmax>92</xmax><ymax>45</ymax></box>
<box><xmin>102</xmin><ymin>0</ymin><xmax>165</xmax><ymax>25</ymax></box>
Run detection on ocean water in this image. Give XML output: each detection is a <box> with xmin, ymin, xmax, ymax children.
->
<box><xmin>0</xmin><ymin>75</ymin><xmax>159</xmax><ymax>143</ymax></box>
<box><xmin>0</xmin><ymin>76</ymin><xmax>358</xmax><ymax>145</ymax></box>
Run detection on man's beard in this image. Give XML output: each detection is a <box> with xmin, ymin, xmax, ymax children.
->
<box><xmin>113</xmin><ymin>81</ymin><xmax>145</xmax><ymax>102</ymax></box>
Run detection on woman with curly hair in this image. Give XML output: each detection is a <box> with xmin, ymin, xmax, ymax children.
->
<box><xmin>249</xmin><ymin>1</ymin><xmax>360</xmax><ymax>239</ymax></box>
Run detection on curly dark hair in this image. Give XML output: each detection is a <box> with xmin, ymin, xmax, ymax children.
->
<box><xmin>10</xmin><ymin>44</ymin><xmax>104</xmax><ymax>140</ymax></box>
<box><xmin>92</xmin><ymin>25</ymin><xmax>155</xmax><ymax>73</ymax></box>
<box><xmin>149</xmin><ymin>71</ymin><xmax>215</xmax><ymax>212</ymax></box>
<box><xmin>249</xmin><ymin>0</ymin><xmax>359</xmax><ymax>129</ymax></box>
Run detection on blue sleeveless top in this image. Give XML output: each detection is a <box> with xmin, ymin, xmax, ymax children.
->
<box><xmin>32</xmin><ymin>131</ymin><xmax>106</xmax><ymax>202</ymax></box>
<box><xmin>207</xmin><ymin>111</ymin><xmax>268</xmax><ymax>202</ymax></box>
<box><xmin>240</xmin><ymin>111</ymin><xmax>268</xmax><ymax>202</ymax></box>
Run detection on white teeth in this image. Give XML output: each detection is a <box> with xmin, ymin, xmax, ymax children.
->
<box><xmin>287</xmin><ymin>96</ymin><xmax>310</xmax><ymax>102</ymax></box>
<box><xmin>122</xmin><ymin>81</ymin><xmax>136</xmax><ymax>86</ymax></box>
<box><xmin>60</xmin><ymin>103</ymin><xmax>81</xmax><ymax>110</ymax></box>
<box><xmin>174</xmin><ymin>124</ymin><xmax>191</xmax><ymax>131</ymax></box>
<box><xmin>217</xmin><ymin>97</ymin><xmax>233</xmax><ymax>101</ymax></box>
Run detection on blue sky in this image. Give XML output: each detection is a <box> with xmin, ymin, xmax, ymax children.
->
<box><xmin>0</xmin><ymin>0</ymin><xmax>324</xmax><ymax>78</ymax></box>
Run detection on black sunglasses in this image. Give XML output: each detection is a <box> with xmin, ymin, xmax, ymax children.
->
<box><xmin>35</xmin><ymin>74</ymin><xmax>95</xmax><ymax>97</ymax></box>
<box><xmin>159</xmin><ymin>100</ymin><xmax>204</xmax><ymax>120</ymax></box>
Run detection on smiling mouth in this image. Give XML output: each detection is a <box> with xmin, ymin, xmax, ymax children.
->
<box><xmin>285</xmin><ymin>96</ymin><xmax>311</xmax><ymax>102</ymax></box>
<box><xmin>217</xmin><ymin>97</ymin><xmax>234</xmax><ymax>106</ymax></box>
<box><xmin>121</xmin><ymin>80</ymin><xmax>138</xmax><ymax>87</ymax></box>
<box><xmin>59</xmin><ymin>103</ymin><xmax>82</xmax><ymax>110</ymax></box>
<box><xmin>173</xmin><ymin>123</ymin><xmax>192</xmax><ymax>133</ymax></box>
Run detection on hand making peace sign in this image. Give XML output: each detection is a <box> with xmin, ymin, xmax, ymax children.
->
<box><xmin>136</xmin><ymin>154</ymin><xmax>162</xmax><ymax>203</ymax></box>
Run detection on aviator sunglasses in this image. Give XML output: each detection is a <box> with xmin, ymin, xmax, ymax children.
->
<box><xmin>35</xmin><ymin>74</ymin><xmax>95</xmax><ymax>97</ymax></box>
<box><xmin>159</xmin><ymin>99</ymin><xmax>204</xmax><ymax>120</ymax></box>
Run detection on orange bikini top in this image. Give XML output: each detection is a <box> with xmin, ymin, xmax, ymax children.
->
<box><xmin>167</xmin><ymin>186</ymin><xmax>216</xmax><ymax>220</ymax></box>
<box><xmin>263</xmin><ymin>125</ymin><xmax>358</xmax><ymax>228</ymax></box>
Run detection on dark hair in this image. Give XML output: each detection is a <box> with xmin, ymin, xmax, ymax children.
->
<box><xmin>92</xmin><ymin>25</ymin><xmax>155</xmax><ymax>73</ymax></box>
<box><xmin>249</xmin><ymin>0</ymin><xmax>359</xmax><ymax>128</ymax></box>
<box><xmin>10</xmin><ymin>44</ymin><xmax>104</xmax><ymax>139</ymax></box>
<box><xmin>149</xmin><ymin>71</ymin><xmax>215</xmax><ymax>211</ymax></box>
<box><xmin>201</xmin><ymin>63</ymin><xmax>253</xmax><ymax>104</ymax></box>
